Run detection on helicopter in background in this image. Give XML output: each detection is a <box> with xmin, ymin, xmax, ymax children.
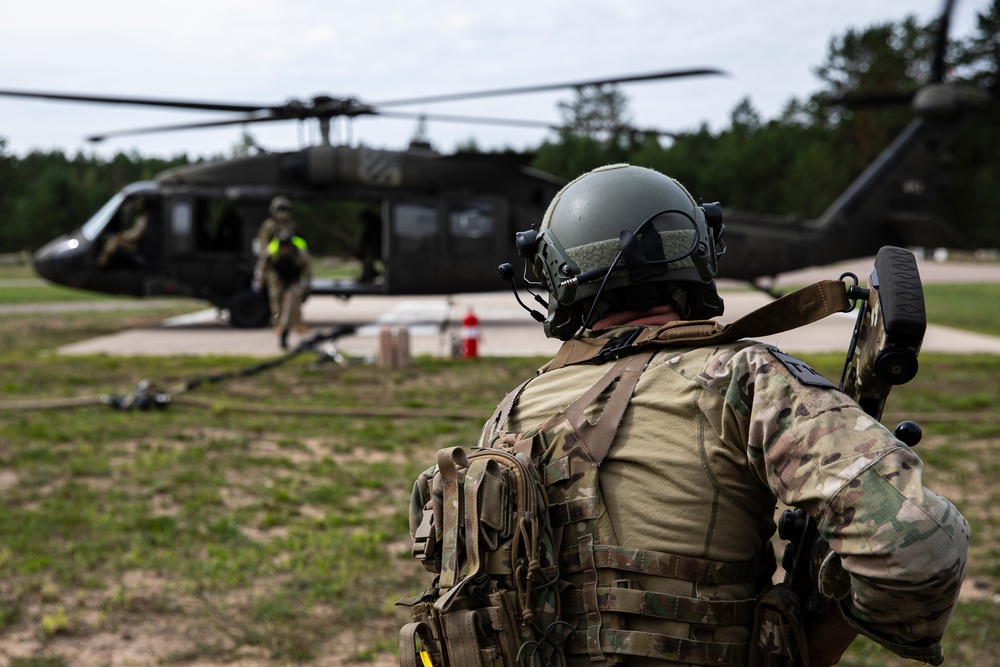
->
<box><xmin>1</xmin><ymin>0</ymin><xmax>983</xmax><ymax>325</ymax></box>
<box><xmin>3</xmin><ymin>68</ymin><xmax>723</xmax><ymax>327</ymax></box>
<box><xmin>29</xmin><ymin>143</ymin><xmax>571</xmax><ymax>327</ymax></box>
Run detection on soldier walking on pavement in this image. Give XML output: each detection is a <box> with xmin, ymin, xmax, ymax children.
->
<box><xmin>256</xmin><ymin>195</ymin><xmax>295</xmax><ymax>256</ymax></box>
<box><xmin>477</xmin><ymin>164</ymin><xmax>968</xmax><ymax>666</ymax></box>
<box><xmin>255</xmin><ymin>229</ymin><xmax>312</xmax><ymax>350</ymax></box>
<box><xmin>256</xmin><ymin>194</ymin><xmax>309</xmax><ymax>333</ymax></box>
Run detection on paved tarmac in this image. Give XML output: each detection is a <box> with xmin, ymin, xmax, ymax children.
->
<box><xmin>52</xmin><ymin>257</ymin><xmax>1000</xmax><ymax>358</ymax></box>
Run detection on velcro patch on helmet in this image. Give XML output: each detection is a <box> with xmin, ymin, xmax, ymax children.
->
<box><xmin>567</xmin><ymin>230</ymin><xmax>696</xmax><ymax>273</ymax></box>
<box><xmin>766</xmin><ymin>347</ymin><xmax>836</xmax><ymax>389</ymax></box>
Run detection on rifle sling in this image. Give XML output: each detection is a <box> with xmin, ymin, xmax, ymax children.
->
<box><xmin>550</xmin><ymin>279</ymin><xmax>851</xmax><ymax>369</ymax></box>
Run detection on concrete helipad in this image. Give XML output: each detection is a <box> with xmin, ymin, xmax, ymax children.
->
<box><xmin>52</xmin><ymin>257</ymin><xmax>1000</xmax><ymax>358</ymax></box>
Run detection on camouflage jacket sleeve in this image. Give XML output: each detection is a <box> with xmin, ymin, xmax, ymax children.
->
<box><xmin>298</xmin><ymin>249</ymin><xmax>313</xmax><ymax>285</ymax></box>
<box><xmin>704</xmin><ymin>342</ymin><xmax>969</xmax><ymax>661</ymax></box>
<box><xmin>253</xmin><ymin>249</ymin><xmax>270</xmax><ymax>284</ymax></box>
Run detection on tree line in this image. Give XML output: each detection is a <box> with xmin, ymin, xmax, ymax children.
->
<box><xmin>531</xmin><ymin>2</ymin><xmax>1000</xmax><ymax>249</ymax></box>
<box><xmin>1</xmin><ymin>3</ymin><xmax>997</xmax><ymax>255</ymax></box>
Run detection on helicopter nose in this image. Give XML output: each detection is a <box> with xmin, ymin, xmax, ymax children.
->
<box><xmin>32</xmin><ymin>235</ymin><xmax>89</xmax><ymax>286</ymax></box>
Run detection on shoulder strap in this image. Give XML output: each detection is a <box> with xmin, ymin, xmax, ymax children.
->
<box><xmin>550</xmin><ymin>279</ymin><xmax>851</xmax><ymax>369</ymax></box>
<box><xmin>478</xmin><ymin>376</ymin><xmax>535</xmax><ymax>447</ymax></box>
<box><xmin>562</xmin><ymin>350</ymin><xmax>656</xmax><ymax>464</ymax></box>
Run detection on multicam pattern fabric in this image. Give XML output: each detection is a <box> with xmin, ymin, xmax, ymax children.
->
<box><xmin>399</xmin><ymin>443</ymin><xmax>567</xmax><ymax>666</ymax></box>
<box><xmin>500</xmin><ymin>329</ymin><xmax>968</xmax><ymax>666</ymax></box>
<box><xmin>690</xmin><ymin>339</ymin><xmax>969</xmax><ymax>661</ymax></box>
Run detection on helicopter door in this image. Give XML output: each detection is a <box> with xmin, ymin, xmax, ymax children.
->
<box><xmin>444</xmin><ymin>199</ymin><xmax>505</xmax><ymax>292</ymax></box>
<box><xmin>163</xmin><ymin>197</ymin><xmax>250</xmax><ymax>299</ymax></box>
<box><xmin>384</xmin><ymin>197</ymin><xmax>507</xmax><ymax>294</ymax></box>
<box><xmin>384</xmin><ymin>200</ymin><xmax>441</xmax><ymax>294</ymax></box>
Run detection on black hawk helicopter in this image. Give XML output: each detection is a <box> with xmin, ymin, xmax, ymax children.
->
<box><xmin>0</xmin><ymin>0</ymin><xmax>982</xmax><ymax>326</ymax></box>
<box><xmin>2</xmin><ymin>68</ymin><xmax>727</xmax><ymax>327</ymax></box>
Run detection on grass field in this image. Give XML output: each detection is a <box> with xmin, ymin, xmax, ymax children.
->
<box><xmin>0</xmin><ymin>279</ymin><xmax>998</xmax><ymax>666</ymax></box>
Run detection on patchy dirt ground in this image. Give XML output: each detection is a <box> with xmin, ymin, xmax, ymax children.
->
<box><xmin>0</xmin><ymin>424</ymin><xmax>428</xmax><ymax>667</ymax></box>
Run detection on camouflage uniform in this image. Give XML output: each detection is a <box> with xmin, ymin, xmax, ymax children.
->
<box><xmin>254</xmin><ymin>235</ymin><xmax>312</xmax><ymax>339</ymax></box>
<box><xmin>500</xmin><ymin>328</ymin><xmax>968</xmax><ymax>666</ymax></box>
<box><xmin>97</xmin><ymin>213</ymin><xmax>148</xmax><ymax>268</ymax></box>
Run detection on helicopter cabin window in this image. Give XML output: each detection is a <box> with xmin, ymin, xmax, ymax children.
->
<box><xmin>195</xmin><ymin>199</ymin><xmax>243</xmax><ymax>252</ymax></box>
<box><xmin>171</xmin><ymin>202</ymin><xmax>194</xmax><ymax>254</ymax></box>
<box><xmin>448</xmin><ymin>201</ymin><xmax>495</xmax><ymax>256</ymax></box>
<box><xmin>169</xmin><ymin>198</ymin><xmax>244</xmax><ymax>255</ymax></box>
<box><xmin>392</xmin><ymin>203</ymin><xmax>438</xmax><ymax>254</ymax></box>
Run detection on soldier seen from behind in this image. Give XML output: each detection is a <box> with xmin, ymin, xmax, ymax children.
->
<box><xmin>254</xmin><ymin>229</ymin><xmax>312</xmax><ymax>350</ymax></box>
<box><xmin>407</xmin><ymin>164</ymin><xmax>968</xmax><ymax>667</ymax></box>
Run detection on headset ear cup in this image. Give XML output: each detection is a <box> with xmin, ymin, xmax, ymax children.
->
<box><xmin>515</xmin><ymin>229</ymin><xmax>539</xmax><ymax>258</ymax></box>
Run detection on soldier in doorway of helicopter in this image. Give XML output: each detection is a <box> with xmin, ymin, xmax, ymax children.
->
<box><xmin>478</xmin><ymin>164</ymin><xmax>968</xmax><ymax>666</ymax></box>
<box><xmin>97</xmin><ymin>197</ymin><xmax>149</xmax><ymax>269</ymax></box>
<box><xmin>254</xmin><ymin>229</ymin><xmax>313</xmax><ymax>350</ymax></box>
<box><xmin>352</xmin><ymin>207</ymin><xmax>383</xmax><ymax>283</ymax></box>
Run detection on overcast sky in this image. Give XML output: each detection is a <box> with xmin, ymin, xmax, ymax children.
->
<box><xmin>0</xmin><ymin>0</ymin><xmax>987</xmax><ymax>160</ymax></box>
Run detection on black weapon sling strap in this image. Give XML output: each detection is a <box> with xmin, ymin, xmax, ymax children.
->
<box><xmin>547</xmin><ymin>279</ymin><xmax>851</xmax><ymax>370</ymax></box>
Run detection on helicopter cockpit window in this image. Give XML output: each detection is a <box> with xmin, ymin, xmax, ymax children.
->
<box><xmin>81</xmin><ymin>191</ymin><xmax>127</xmax><ymax>241</ymax></box>
<box><xmin>448</xmin><ymin>202</ymin><xmax>494</xmax><ymax>239</ymax></box>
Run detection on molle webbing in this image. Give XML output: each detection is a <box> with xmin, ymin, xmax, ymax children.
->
<box><xmin>562</xmin><ymin>588</ymin><xmax>757</xmax><ymax>625</ymax></box>
<box><xmin>549</xmin><ymin>279</ymin><xmax>851</xmax><ymax>369</ymax></box>
<box><xmin>565</xmin><ymin>628</ymin><xmax>748</xmax><ymax>666</ymax></box>
<box><xmin>559</xmin><ymin>544</ymin><xmax>761</xmax><ymax>585</ymax></box>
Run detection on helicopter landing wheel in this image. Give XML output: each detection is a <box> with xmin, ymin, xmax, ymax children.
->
<box><xmin>227</xmin><ymin>289</ymin><xmax>271</xmax><ymax>328</ymax></box>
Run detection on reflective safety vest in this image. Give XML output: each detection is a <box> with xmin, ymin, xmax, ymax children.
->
<box><xmin>268</xmin><ymin>236</ymin><xmax>308</xmax><ymax>284</ymax></box>
<box><xmin>268</xmin><ymin>235</ymin><xmax>308</xmax><ymax>255</ymax></box>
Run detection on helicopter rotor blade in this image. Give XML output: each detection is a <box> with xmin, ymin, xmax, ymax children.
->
<box><xmin>828</xmin><ymin>90</ymin><xmax>917</xmax><ymax>108</ymax></box>
<box><xmin>830</xmin><ymin>0</ymin><xmax>957</xmax><ymax>109</ymax></box>
<box><xmin>86</xmin><ymin>114</ymin><xmax>289</xmax><ymax>142</ymax></box>
<box><xmin>930</xmin><ymin>0</ymin><xmax>956</xmax><ymax>83</ymax></box>
<box><xmin>374</xmin><ymin>110</ymin><xmax>561</xmax><ymax>130</ymax></box>
<box><xmin>2</xmin><ymin>67</ymin><xmax>718</xmax><ymax>142</ymax></box>
<box><xmin>374</xmin><ymin>110</ymin><xmax>678</xmax><ymax>139</ymax></box>
<box><xmin>371</xmin><ymin>68</ymin><xmax>726</xmax><ymax>107</ymax></box>
<box><xmin>0</xmin><ymin>88</ymin><xmax>270</xmax><ymax>113</ymax></box>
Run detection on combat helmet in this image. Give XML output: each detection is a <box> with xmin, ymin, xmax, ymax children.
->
<box><xmin>269</xmin><ymin>195</ymin><xmax>292</xmax><ymax>216</ymax></box>
<box><xmin>516</xmin><ymin>164</ymin><xmax>725</xmax><ymax>340</ymax></box>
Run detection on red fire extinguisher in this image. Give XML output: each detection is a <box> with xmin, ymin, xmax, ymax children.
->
<box><xmin>461</xmin><ymin>309</ymin><xmax>480</xmax><ymax>358</ymax></box>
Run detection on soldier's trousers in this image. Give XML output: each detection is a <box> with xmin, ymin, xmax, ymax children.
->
<box><xmin>265</xmin><ymin>274</ymin><xmax>304</xmax><ymax>333</ymax></box>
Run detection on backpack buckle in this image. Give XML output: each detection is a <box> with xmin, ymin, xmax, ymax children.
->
<box><xmin>412</xmin><ymin>508</ymin><xmax>438</xmax><ymax>569</ymax></box>
<box><xmin>595</xmin><ymin>329</ymin><xmax>641</xmax><ymax>363</ymax></box>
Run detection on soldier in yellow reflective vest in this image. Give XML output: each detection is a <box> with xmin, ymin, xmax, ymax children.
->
<box><xmin>254</xmin><ymin>229</ymin><xmax>312</xmax><ymax>349</ymax></box>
